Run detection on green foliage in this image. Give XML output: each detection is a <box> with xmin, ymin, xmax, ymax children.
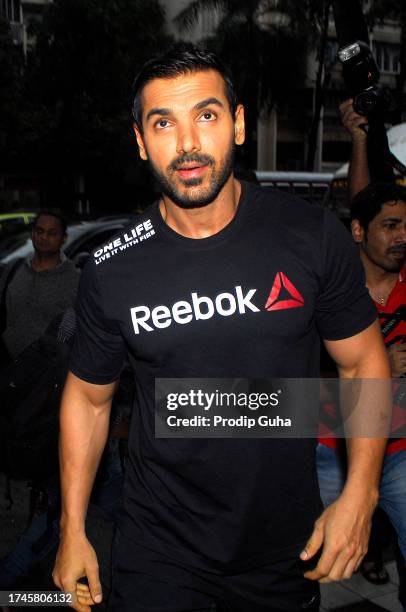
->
<box><xmin>3</xmin><ymin>0</ymin><xmax>171</xmax><ymax>209</ymax></box>
<box><xmin>175</xmin><ymin>0</ymin><xmax>312</xmax><ymax>115</ymax></box>
<box><xmin>174</xmin><ymin>0</ymin><xmax>332</xmax><ymax>166</ymax></box>
<box><xmin>26</xmin><ymin>0</ymin><xmax>171</xmax><ymax>169</ymax></box>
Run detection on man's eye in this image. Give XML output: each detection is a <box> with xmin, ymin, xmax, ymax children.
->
<box><xmin>200</xmin><ymin>111</ymin><xmax>215</xmax><ymax>121</ymax></box>
<box><xmin>156</xmin><ymin>119</ymin><xmax>169</xmax><ymax>129</ymax></box>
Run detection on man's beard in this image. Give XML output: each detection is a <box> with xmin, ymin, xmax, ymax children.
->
<box><xmin>148</xmin><ymin>141</ymin><xmax>235</xmax><ymax>209</ymax></box>
<box><xmin>363</xmin><ymin>243</ymin><xmax>405</xmax><ymax>273</ymax></box>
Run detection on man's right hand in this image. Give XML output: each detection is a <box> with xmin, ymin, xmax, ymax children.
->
<box><xmin>52</xmin><ymin>533</ymin><xmax>102</xmax><ymax>612</ymax></box>
<box><xmin>339</xmin><ymin>99</ymin><xmax>368</xmax><ymax>143</ymax></box>
<box><xmin>388</xmin><ymin>343</ymin><xmax>406</xmax><ymax>377</ymax></box>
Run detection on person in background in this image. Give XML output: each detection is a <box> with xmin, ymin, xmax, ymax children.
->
<box><xmin>317</xmin><ymin>99</ymin><xmax>406</xmax><ymax>611</ymax></box>
<box><xmin>0</xmin><ymin>210</ymin><xmax>79</xmax><ymax>362</ymax></box>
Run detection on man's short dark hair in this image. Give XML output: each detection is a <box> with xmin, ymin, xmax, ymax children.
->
<box><xmin>132</xmin><ymin>42</ymin><xmax>238</xmax><ymax>132</ymax></box>
<box><xmin>350</xmin><ymin>182</ymin><xmax>406</xmax><ymax>230</ymax></box>
<box><xmin>33</xmin><ymin>210</ymin><xmax>67</xmax><ymax>235</ymax></box>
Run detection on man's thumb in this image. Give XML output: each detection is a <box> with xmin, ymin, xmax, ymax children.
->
<box><xmin>87</xmin><ymin>567</ymin><xmax>102</xmax><ymax>604</ymax></box>
<box><xmin>300</xmin><ymin>521</ymin><xmax>324</xmax><ymax>561</ymax></box>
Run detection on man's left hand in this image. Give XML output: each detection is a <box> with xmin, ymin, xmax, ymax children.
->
<box><xmin>300</xmin><ymin>491</ymin><xmax>377</xmax><ymax>583</ymax></box>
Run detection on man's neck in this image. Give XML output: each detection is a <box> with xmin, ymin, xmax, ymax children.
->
<box><xmin>31</xmin><ymin>252</ymin><xmax>62</xmax><ymax>272</ymax></box>
<box><xmin>160</xmin><ymin>177</ymin><xmax>241</xmax><ymax>239</ymax></box>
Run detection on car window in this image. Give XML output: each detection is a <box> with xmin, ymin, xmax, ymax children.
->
<box><xmin>70</xmin><ymin>228</ymin><xmax>122</xmax><ymax>256</ymax></box>
<box><xmin>0</xmin><ymin>222</ymin><xmax>126</xmax><ymax>265</ymax></box>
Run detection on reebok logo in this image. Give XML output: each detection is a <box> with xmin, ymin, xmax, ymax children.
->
<box><xmin>130</xmin><ymin>286</ymin><xmax>259</xmax><ymax>334</ymax></box>
<box><xmin>265</xmin><ymin>272</ymin><xmax>304</xmax><ymax>311</ymax></box>
<box><xmin>130</xmin><ymin>276</ymin><xmax>305</xmax><ymax>335</ymax></box>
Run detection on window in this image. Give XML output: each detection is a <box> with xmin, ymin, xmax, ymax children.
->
<box><xmin>373</xmin><ymin>41</ymin><xmax>400</xmax><ymax>74</ymax></box>
<box><xmin>1</xmin><ymin>0</ymin><xmax>19</xmax><ymax>21</ymax></box>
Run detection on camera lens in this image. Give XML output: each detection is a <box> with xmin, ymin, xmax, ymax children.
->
<box><xmin>354</xmin><ymin>88</ymin><xmax>379</xmax><ymax>115</ymax></box>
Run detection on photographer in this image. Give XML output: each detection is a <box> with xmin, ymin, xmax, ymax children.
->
<box><xmin>318</xmin><ymin>99</ymin><xmax>406</xmax><ymax>610</ymax></box>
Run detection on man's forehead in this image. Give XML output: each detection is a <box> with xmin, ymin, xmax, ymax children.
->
<box><xmin>140</xmin><ymin>69</ymin><xmax>228</xmax><ymax>114</ymax></box>
<box><xmin>36</xmin><ymin>215</ymin><xmax>62</xmax><ymax>229</ymax></box>
<box><xmin>379</xmin><ymin>200</ymin><xmax>406</xmax><ymax>217</ymax></box>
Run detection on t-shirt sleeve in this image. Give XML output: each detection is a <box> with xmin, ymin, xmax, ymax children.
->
<box><xmin>316</xmin><ymin>210</ymin><xmax>377</xmax><ymax>340</ymax></box>
<box><xmin>70</xmin><ymin>260</ymin><xmax>126</xmax><ymax>384</ymax></box>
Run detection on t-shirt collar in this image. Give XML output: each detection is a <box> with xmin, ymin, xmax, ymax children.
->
<box><xmin>27</xmin><ymin>252</ymin><xmax>66</xmax><ymax>268</ymax></box>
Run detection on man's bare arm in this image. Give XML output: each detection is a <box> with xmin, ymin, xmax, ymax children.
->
<box><xmin>303</xmin><ymin>320</ymin><xmax>391</xmax><ymax>583</ymax></box>
<box><xmin>339</xmin><ymin>99</ymin><xmax>370</xmax><ymax>201</ymax></box>
<box><xmin>53</xmin><ymin>372</ymin><xmax>118</xmax><ymax>612</ymax></box>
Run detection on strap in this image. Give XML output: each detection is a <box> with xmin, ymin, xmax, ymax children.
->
<box><xmin>0</xmin><ymin>258</ymin><xmax>24</xmax><ymax>333</ymax></box>
<box><xmin>386</xmin><ymin>150</ymin><xmax>406</xmax><ymax>177</ymax></box>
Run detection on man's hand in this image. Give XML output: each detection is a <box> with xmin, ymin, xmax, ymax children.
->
<box><xmin>388</xmin><ymin>343</ymin><xmax>406</xmax><ymax>377</ymax></box>
<box><xmin>300</xmin><ymin>490</ymin><xmax>377</xmax><ymax>583</ymax></box>
<box><xmin>339</xmin><ymin>99</ymin><xmax>368</xmax><ymax>144</ymax></box>
<box><xmin>52</xmin><ymin>532</ymin><xmax>102</xmax><ymax>612</ymax></box>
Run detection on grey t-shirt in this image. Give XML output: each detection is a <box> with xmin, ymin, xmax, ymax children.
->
<box><xmin>1</xmin><ymin>255</ymin><xmax>80</xmax><ymax>358</ymax></box>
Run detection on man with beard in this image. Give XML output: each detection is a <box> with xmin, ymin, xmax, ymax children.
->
<box><xmin>52</xmin><ymin>45</ymin><xmax>391</xmax><ymax>612</ymax></box>
<box><xmin>318</xmin><ymin>183</ymin><xmax>406</xmax><ymax>609</ymax></box>
<box><xmin>317</xmin><ymin>98</ymin><xmax>406</xmax><ymax>609</ymax></box>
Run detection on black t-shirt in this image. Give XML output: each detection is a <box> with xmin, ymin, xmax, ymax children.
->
<box><xmin>70</xmin><ymin>181</ymin><xmax>376</xmax><ymax>572</ymax></box>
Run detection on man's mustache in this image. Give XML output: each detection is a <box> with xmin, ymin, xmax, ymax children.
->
<box><xmin>169</xmin><ymin>153</ymin><xmax>215</xmax><ymax>172</ymax></box>
<box><xmin>387</xmin><ymin>245</ymin><xmax>406</xmax><ymax>254</ymax></box>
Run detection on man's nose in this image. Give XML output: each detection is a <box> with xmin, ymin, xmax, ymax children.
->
<box><xmin>395</xmin><ymin>225</ymin><xmax>406</xmax><ymax>243</ymax></box>
<box><xmin>176</xmin><ymin>122</ymin><xmax>201</xmax><ymax>155</ymax></box>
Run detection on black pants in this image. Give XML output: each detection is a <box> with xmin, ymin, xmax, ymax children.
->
<box><xmin>108</xmin><ymin>530</ymin><xmax>320</xmax><ymax>612</ymax></box>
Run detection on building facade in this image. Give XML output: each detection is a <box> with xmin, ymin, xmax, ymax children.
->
<box><xmin>161</xmin><ymin>0</ymin><xmax>403</xmax><ymax>172</ymax></box>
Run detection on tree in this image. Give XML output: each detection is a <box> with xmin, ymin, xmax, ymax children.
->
<box><xmin>174</xmin><ymin>0</ymin><xmax>310</xmax><ymax>168</ymax></box>
<box><xmin>305</xmin><ymin>1</ymin><xmax>331</xmax><ymax>170</ymax></box>
<box><xmin>22</xmin><ymin>0</ymin><xmax>171</xmax><ymax>211</ymax></box>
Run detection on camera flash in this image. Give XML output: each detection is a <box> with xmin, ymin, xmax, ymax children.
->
<box><xmin>338</xmin><ymin>43</ymin><xmax>361</xmax><ymax>62</ymax></box>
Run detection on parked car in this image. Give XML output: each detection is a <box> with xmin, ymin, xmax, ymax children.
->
<box><xmin>255</xmin><ymin>172</ymin><xmax>333</xmax><ymax>205</ymax></box>
<box><xmin>0</xmin><ymin>212</ymin><xmax>36</xmax><ymax>233</ymax></box>
<box><xmin>0</xmin><ymin>228</ymin><xmax>32</xmax><ymax>258</ymax></box>
<box><xmin>0</xmin><ymin>217</ymin><xmax>137</xmax><ymax>273</ymax></box>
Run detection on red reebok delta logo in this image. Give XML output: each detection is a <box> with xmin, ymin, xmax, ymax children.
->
<box><xmin>265</xmin><ymin>272</ymin><xmax>304</xmax><ymax>312</ymax></box>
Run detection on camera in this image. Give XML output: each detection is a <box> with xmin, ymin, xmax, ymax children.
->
<box><xmin>338</xmin><ymin>40</ymin><xmax>390</xmax><ymax>116</ymax></box>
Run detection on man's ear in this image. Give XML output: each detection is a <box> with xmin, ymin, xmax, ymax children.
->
<box><xmin>351</xmin><ymin>218</ymin><xmax>365</xmax><ymax>243</ymax></box>
<box><xmin>234</xmin><ymin>104</ymin><xmax>245</xmax><ymax>146</ymax></box>
<box><xmin>133</xmin><ymin>123</ymin><xmax>148</xmax><ymax>161</ymax></box>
